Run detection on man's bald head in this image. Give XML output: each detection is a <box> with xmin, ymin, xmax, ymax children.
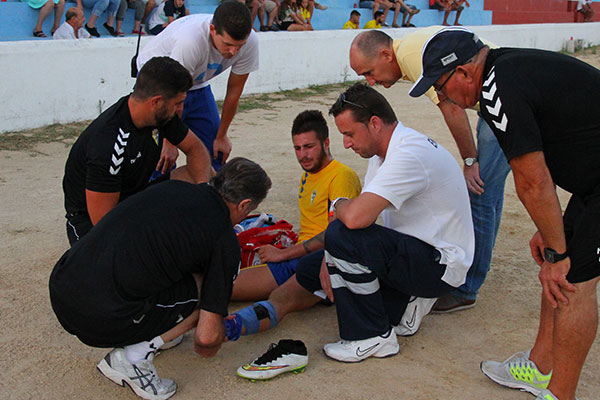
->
<box><xmin>66</xmin><ymin>7</ymin><xmax>83</xmax><ymax>21</ymax></box>
<box><xmin>351</xmin><ymin>30</ymin><xmax>393</xmax><ymax>59</ymax></box>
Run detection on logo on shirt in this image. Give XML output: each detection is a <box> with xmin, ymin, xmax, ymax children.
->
<box><xmin>427</xmin><ymin>137</ymin><xmax>438</xmax><ymax>148</ymax></box>
<box><xmin>110</xmin><ymin>128</ymin><xmax>130</xmax><ymax>175</ymax></box>
<box><xmin>310</xmin><ymin>190</ymin><xmax>317</xmax><ymax>205</ymax></box>
<box><xmin>152</xmin><ymin>129</ymin><xmax>159</xmax><ymax>146</ymax></box>
<box><xmin>299</xmin><ymin>172</ymin><xmax>308</xmax><ymax>199</ymax></box>
<box><xmin>482</xmin><ymin>67</ymin><xmax>508</xmax><ymax>132</ymax></box>
<box><xmin>130</xmin><ymin>152</ymin><xmax>142</xmax><ymax>164</ymax></box>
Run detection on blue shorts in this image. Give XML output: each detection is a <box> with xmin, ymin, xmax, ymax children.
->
<box><xmin>267</xmin><ymin>258</ymin><xmax>300</xmax><ymax>286</ymax></box>
<box><xmin>182</xmin><ymin>85</ymin><xmax>223</xmax><ymax>170</ymax></box>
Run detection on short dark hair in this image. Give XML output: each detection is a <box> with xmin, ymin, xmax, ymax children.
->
<box><xmin>291</xmin><ymin>110</ymin><xmax>329</xmax><ymax>142</ymax></box>
<box><xmin>210</xmin><ymin>157</ymin><xmax>271</xmax><ymax>208</ymax></box>
<box><xmin>329</xmin><ymin>83</ymin><xmax>397</xmax><ymax>125</ymax></box>
<box><xmin>350</xmin><ymin>10</ymin><xmax>360</xmax><ymax>17</ymax></box>
<box><xmin>374</xmin><ymin>10</ymin><xmax>384</xmax><ymax>19</ymax></box>
<box><xmin>353</xmin><ymin>30</ymin><xmax>392</xmax><ymax>59</ymax></box>
<box><xmin>65</xmin><ymin>7</ymin><xmax>79</xmax><ymax>21</ymax></box>
<box><xmin>133</xmin><ymin>57</ymin><xmax>192</xmax><ymax>101</ymax></box>
<box><xmin>213</xmin><ymin>2</ymin><xmax>252</xmax><ymax>41</ymax></box>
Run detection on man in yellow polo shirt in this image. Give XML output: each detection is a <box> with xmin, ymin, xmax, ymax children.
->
<box><xmin>231</xmin><ymin>109</ymin><xmax>361</xmax><ymax>301</ymax></box>
<box><xmin>363</xmin><ymin>10</ymin><xmax>385</xmax><ymax>28</ymax></box>
<box><xmin>348</xmin><ymin>27</ymin><xmax>511</xmax><ymax>321</ymax></box>
<box><xmin>343</xmin><ymin>10</ymin><xmax>361</xmax><ymax>29</ymax></box>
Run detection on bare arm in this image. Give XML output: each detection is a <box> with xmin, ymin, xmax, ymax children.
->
<box><xmin>171</xmin><ymin>130</ymin><xmax>213</xmax><ymax>183</ymax></box>
<box><xmin>213</xmin><ymin>73</ymin><xmax>250</xmax><ymax>163</ymax></box>
<box><xmin>437</xmin><ymin>97</ymin><xmax>484</xmax><ymax>194</ymax></box>
<box><xmin>193</xmin><ymin>309</ymin><xmax>224</xmax><ymax>357</ymax></box>
<box><xmin>257</xmin><ymin>231</ymin><xmax>325</xmax><ymax>263</ymax></box>
<box><xmin>333</xmin><ymin>193</ymin><xmax>390</xmax><ymax>230</ymax></box>
<box><xmin>510</xmin><ymin>151</ymin><xmax>576</xmax><ymax>306</ymax></box>
<box><xmin>85</xmin><ymin>190</ymin><xmax>120</xmax><ymax>225</ymax></box>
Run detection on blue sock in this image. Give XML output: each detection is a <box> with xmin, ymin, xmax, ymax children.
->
<box><xmin>224</xmin><ymin>315</ymin><xmax>242</xmax><ymax>342</ymax></box>
<box><xmin>234</xmin><ymin>301</ymin><xmax>279</xmax><ymax>337</ymax></box>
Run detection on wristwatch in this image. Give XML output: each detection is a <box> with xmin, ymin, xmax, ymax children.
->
<box><xmin>463</xmin><ymin>157</ymin><xmax>478</xmax><ymax>167</ymax></box>
<box><xmin>544</xmin><ymin>248</ymin><xmax>568</xmax><ymax>263</ymax></box>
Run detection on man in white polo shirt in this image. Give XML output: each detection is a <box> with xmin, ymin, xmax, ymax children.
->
<box><xmin>137</xmin><ymin>1</ymin><xmax>259</xmax><ymax>170</ymax></box>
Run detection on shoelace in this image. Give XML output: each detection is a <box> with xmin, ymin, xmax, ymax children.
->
<box><xmin>254</xmin><ymin>343</ymin><xmax>288</xmax><ymax>364</ymax></box>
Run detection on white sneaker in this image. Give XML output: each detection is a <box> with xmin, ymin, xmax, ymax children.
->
<box><xmin>323</xmin><ymin>329</ymin><xmax>399</xmax><ymax>363</ymax></box>
<box><xmin>237</xmin><ymin>339</ymin><xmax>308</xmax><ymax>381</ymax></box>
<box><xmin>159</xmin><ymin>335</ymin><xmax>183</xmax><ymax>350</ymax></box>
<box><xmin>394</xmin><ymin>297</ymin><xmax>437</xmax><ymax>336</ymax></box>
<box><xmin>315</xmin><ymin>2</ymin><xmax>328</xmax><ymax>9</ymax></box>
<box><xmin>535</xmin><ymin>389</ymin><xmax>580</xmax><ymax>400</ymax></box>
<box><xmin>480</xmin><ymin>350</ymin><xmax>551</xmax><ymax>396</ymax></box>
<box><xmin>97</xmin><ymin>348</ymin><xmax>177</xmax><ymax>400</ymax></box>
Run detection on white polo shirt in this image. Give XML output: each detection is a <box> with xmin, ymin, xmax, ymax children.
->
<box><xmin>363</xmin><ymin>122</ymin><xmax>474</xmax><ymax>287</ymax></box>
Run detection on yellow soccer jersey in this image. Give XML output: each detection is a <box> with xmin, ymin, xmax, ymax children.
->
<box><xmin>300</xmin><ymin>7</ymin><xmax>311</xmax><ymax>21</ymax></box>
<box><xmin>343</xmin><ymin>20</ymin><xmax>358</xmax><ymax>29</ymax></box>
<box><xmin>297</xmin><ymin>159</ymin><xmax>361</xmax><ymax>242</ymax></box>
<box><xmin>363</xmin><ymin>19</ymin><xmax>381</xmax><ymax>29</ymax></box>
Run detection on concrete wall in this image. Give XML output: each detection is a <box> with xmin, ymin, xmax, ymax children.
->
<box><xmin>1</xmin><ymin>22</ymin><xmax>600</xmax><ymax>133</ymax></box>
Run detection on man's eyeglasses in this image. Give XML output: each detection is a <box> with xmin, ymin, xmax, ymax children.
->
<box><xmin>433</xmin><ymin>69</ymin><xmax>456</xmax><ymax>95</ymax></box>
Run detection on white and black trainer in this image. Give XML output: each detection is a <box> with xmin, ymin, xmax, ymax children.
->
<box><xmin>237</xmin><ymin>339</ymin><xmax>308</xmax><ymax>381</ymax></box>
<box><xmin>97</xmin><ymin>348</ymin><xmax>177</xmax><ymax>400</ymax></box>
<box><xmin>323</xmin><ymin>329</ymin><xmax>399</xmax><ymax>363</ymax></box>
<box><xmin>394</xmin><ymin>296</ymin><xmax>437</xmax><ymax>336</ymax></box>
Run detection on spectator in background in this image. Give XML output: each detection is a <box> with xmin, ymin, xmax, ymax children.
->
<box><xmin>279</xmin><ymin>0</ymin><xmax>311</xmax><ymax>30</ymax></box>
<box><xmin>115</xmin><ymin>0</ymin><xmax>146</xmax><ymax>36</ymax></box>
<box><xmin>147</xmin><ymin>0</ymin><xmax>189</xmax><ymax>35</ymax></box>
<box><xmin>23</xmin><ymin>0</ymin><xmax>65</xmax><ymax>37</ymax></box>
<box><xmin>577</xmin><ymin>0</ymin><xmax>595</xmax><ymax>22</ymax></box>
<box><xmin>363</xmin><ymin>10</ymin><xmax>385</xmax><ymax>28</ymax></box>
<box><xmin>397</xmin><ymin>0</ymin><xmax>419</xmax><ymax>27</ymax></box>
<box><xmin>368</xmin><ymin>0</ymin><xmax>392</xmax><ymax>27</ymax></box>
<box><xmin>76</xmin><ymin>0</ymin><xmax>121</xmax><ymax>37</ymax></box>
<box><xmin>257</xmin><ymin>0</ymin><xmax>280</xmax><ymax>31</ymax></box>
<box><xmin>297</xmin><ymin>0</ymin><xmax>314</xmax><ymax>30</ymax></box>
<box><xmin>342</xmin><ymin>9</ymin><xmax>360</xmax><ymax>29</ymax></box>
<box><xmin>53</xmin><ymin>6</ymin><xmax>92</xmax><ymax>38</ymax></box>
<box><xmin>429</xmin><ymin>0</ymin><xmax>468</xmax><ymax>26</ymax></box>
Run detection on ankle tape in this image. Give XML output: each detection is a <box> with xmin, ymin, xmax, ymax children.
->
<box><xmin>236</xmin><ymin>300</ymin><xmax>279</xmax><ymax>335</ymax></box>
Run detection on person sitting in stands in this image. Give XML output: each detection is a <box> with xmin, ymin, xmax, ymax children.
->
<box><xmin>146</xmin><ymin>0</ymin><xmax>189</xmax><ymax>35</ymax></box>
<box><xmin>279</xmin><ymin>0</ymin><xmax>311</xmax><ymax>30</ymax></box>
<box><xmin>343</xmin><ymin>10</ymin><xmax>360</xmax><ymax>29</ymax></box>
<box><xmin>297</xmin><ymin>0</ymin><xmax>314</xmax><ymax>30</ymax></box>
<box><xmin>577</xmin><ymin>0</ymin><xmax>595</xmax><ymax>22</ymax></box>
<box><xmin>429</xmin><ymin>0</ymin><xmax>469</xmax><ymax>26</ymax></box>
<box><xmin>115</xmin><ymin>0</ymin><xmax>147</xmax><ymax>36</ymax></box>
<box><xmin>363</xmin><ymin>10</ymin><xmax>385</xmax><ymax>28</ymax></box>
<box><xmin>53</xmin><ymin>6</ymin><xmax>91</xmax><ymax>39</ymax></box>
<box><xmin>23</xmin><ymin>0</ymin><xmax>65</xmax><ymax>38</ymax></box>
<box><xmin>76</xmin><ymin>0</ymin><xmax>121</xmax><ymax>37</ymax></box>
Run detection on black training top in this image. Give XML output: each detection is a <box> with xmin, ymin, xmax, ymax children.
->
<box><xmin>51</xmin><ymin>180</ymin><xmax>240</xmax><ymax>317</ymax></box>
<box><xmin>479</xmin><ymin>48</ymin><xmax>600</xmax><ymax>197</ymax></box>
<box><xmin>62</xmin><ymin>95</ymin><xmax>188</xmax><ymax>215</ymax></box>
<box><xmin>164</xmin><ymin>0</ymin><xmax>186</xmax><ymax>18</ymax></box>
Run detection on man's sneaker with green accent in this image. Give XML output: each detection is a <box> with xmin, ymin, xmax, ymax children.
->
<box><xmin>480</xmin><ymin>350</ymin><xmax>551</xmax><ymax>396</ymax></box>
<box><xmin>535</xmin><ymin>389</ymin><xmax>580</xmax><ymax>400</ymax></box>
<box><xmin>237</xmin><ymin>339</ymin><xmax>308</xmax><ymax>381</ymax></box>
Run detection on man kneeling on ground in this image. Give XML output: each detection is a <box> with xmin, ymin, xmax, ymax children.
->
<box><xmin>50</xmin><ymin>158</ymin><xmax>271</xmax><ymax>400</ymax></box>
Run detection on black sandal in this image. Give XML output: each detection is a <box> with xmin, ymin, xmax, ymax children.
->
<box><xmin>33</xmin><ymin>30</ymin><xmax>47</xmax><ymax>38</ymax></box>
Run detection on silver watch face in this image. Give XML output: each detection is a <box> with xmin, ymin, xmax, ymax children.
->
<box><xmin>464</xmin><ymin>158</ymin><xmax>476</xmax><ymax>167</ymax></box>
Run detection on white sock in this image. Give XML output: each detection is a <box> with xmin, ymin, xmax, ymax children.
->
<box><xmin>124</xmin><ymin>336</ymin><xmax>165</xmax><ymax>364</ymax></box>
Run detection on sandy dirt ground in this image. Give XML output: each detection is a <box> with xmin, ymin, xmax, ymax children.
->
<box><xmin>1</xmin><ymin>51</ymin><xmax>599</xmax><ymax>400</ymax></box>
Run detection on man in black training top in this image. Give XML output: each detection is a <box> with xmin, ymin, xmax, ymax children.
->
<box><xmin>50</xmin><ymin>157</ymin><xmax>271</xmax><ymax>400</ymax></box>
<box><xmin>62</xmin><ymin>56</ymin><xmax>212</xmax><ymax>245</ymax></box>
<box><xmin>411</xmin><ymin>27</ymin><xmax>600</xmax><ymax>400</ymax></box>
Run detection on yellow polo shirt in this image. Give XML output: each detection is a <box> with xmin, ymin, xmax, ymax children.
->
<box><xmin>343</xmin><ymin>20</ymin><xmax>358</xmax><ymax>29</ymax></box>
<box><xmin>363</xmin><ymin>19</ymin><xmax>381</xmax><ymax>29</ymax></box>
<box><xmin>393</xmin><ymin>25</ymin><xmax>497</xmax><ymax>108</ymax></box>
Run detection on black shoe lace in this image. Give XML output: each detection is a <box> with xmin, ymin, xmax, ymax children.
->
<box><xmin>254</xmin><ymin>343</ymin><xmax>287</xmax><ymax>365</ymax></box>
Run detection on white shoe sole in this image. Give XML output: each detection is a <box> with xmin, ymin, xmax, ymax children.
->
<box><xmin>97</xmin><ymin>359</ymin><xmax>176</xmax><ymax>400</ymax></box>
<box><xmin>237</xmin><ymin>362</ymin><xmax>308</xmax><ymax>381</ymax></box>
<box><xmin>480</xmin><ymin>361</ymin><xmax>543</xmax><ymax>396</ymax></box>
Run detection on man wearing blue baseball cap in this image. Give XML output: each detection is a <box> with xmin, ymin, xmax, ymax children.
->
<box><xmin>412</xmin><ymin>26</ymin><xmax>600</xmax><ymax>400</ymax></box>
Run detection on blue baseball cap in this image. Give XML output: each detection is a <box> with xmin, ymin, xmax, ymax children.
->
<box><xmin>409</xmin><ymin>26</ymin><xmax>484</xmax><ymax>98</ymax></box>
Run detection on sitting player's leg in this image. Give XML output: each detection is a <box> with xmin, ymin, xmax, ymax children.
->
<box><xmin>231</xmin><ymin>258</ymin><xmax>300</xmax><ymax>301</ymax></box>
<box><xmin>225</xmin><ymin>252</ymin><xmax>325</xmax><ymax>340</ymax></box>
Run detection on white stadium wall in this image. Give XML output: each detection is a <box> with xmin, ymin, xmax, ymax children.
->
<box><xmin>1</xmin><ymin>23</ymin><xmax>599</xmax><ymax>133</ymax></box>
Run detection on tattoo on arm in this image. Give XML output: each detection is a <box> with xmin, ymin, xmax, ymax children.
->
<box><xmin>302</xmin><ymin>231</ymin><xmax>325</xmax><ymax>254</ymax></box>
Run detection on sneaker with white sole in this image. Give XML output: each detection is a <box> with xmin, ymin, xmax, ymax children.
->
<box><xmin>97</xmin><ymin>348</ymin><xmax>177</xmax><ymax>400</ymax></box>
<box><xmin>535</xmin><ymin>389</ymin><xmax>580</xmax><ymax>400</ymax></box>
<box><xmin>480</xmin><ymin>350</ymin><xmax>551</xmax><ymax>396</ymax></box>
<box><xmin>394</xmin><ymin>296</ymin><xmax>437</xmax><ymax>336</ymax></box>
<box><xmin>323</xmin><ymin>329</ymin><xmax>399</xmax><ymax>363</ymax></box>
<box><xmin>237</xmin><ymin>339</ymin><xmax>308</xmax><ymax>381</ymax></box>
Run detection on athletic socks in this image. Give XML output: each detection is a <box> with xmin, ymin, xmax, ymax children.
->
<box><xmin>225</xmin><ymin>301</ymin><xmax>279</xmax><ymax>341</ymax></box>
<box><xmin>124</xmin><ymin>336</ymin><xmax>165</xmax><ymax>364</ymax></box>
